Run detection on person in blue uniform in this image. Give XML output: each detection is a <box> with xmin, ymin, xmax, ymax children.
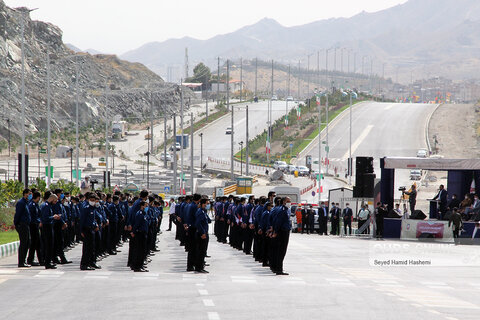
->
<box><xmin>27</xmin><ymin>191</ymin><xmax>43</xmax><ymax>266</ymax></box>
<box><xmin>259</xmin><ymin>201</ymin><xmax>273</xmax><ymax>267</ymax></box>
<box><xmin>243</xmin><ymin>196</ymin><xmax>255</xmax><ymax>255</ymax></box>
<box><xmin>185</xmin><ymin>194</ymin><xmax>201</xmax><ymax>271</ymax></box>
<box><xmin>272</xmin><ymin>197</ymin><xmax>292</xmax><ymax>275</ymax></box>
<box><xmin>40</xmin><ymin>194</ymin><xmax>61</xmax><ymax>269</ymax></box>
<box><xmin>195</xmin><ymin>198</ymin><xmax>211</xmax><ymax>273</ymax></box>
<box><xmin>14</xmin><ymin>189</ymin><xmax>32</xmax><ymax>267</ymax></box>
<box><xmin>127</xmin><ymin>190</ymin><xmax>149</xmax><ymax>268</ymax></box>
<box><xmin>80</xmin><ymin>194</ymin><xmax>99</xmax><ymax>270</ymax></box>
<box><xmin>131</xmin><ymin>200</ymin><xmax>148</xmax><ymax>272</ymax></box>
<box><xmin>52</xmin><ymin>189</ymin><xmax>71</xmax><ymax>264</ymax></box>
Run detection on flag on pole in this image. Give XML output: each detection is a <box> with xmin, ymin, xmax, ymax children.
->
<box><xmin>284</xmin><ymin>115</ymin><xmax>288</xmax><ymax>128</ymax></box>
<box><xmin>316</xmin><ymin>95</ymin><xmax>320</xmax><ymax>106</ymax></box>
<box><xmin>266</xmin><ymin>137</ymin><xmax>271</xmax><ymax>154</ymax></box>
<box><xmin>297</xmin><ymin>106</ymin><xmax>301</xmax><ymax>120</ymax></box>
<box><xmin>471</xmin><ymin>179</ymin><xmax>476</xmax><ymax>194</ymax></box>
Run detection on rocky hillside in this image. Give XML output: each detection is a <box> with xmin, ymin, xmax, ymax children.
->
<box><xmin>0</xmin><ymin>1</ymin><xmax>189</xmax><ymax>145</ymax></box>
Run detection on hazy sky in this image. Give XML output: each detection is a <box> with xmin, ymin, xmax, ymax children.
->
<box><xmin>4</xmin><ymin>0</ymin><xmax>408</xmax><ymax>55</ymax></box>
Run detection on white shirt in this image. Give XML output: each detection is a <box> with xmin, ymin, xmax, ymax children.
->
<box><xmin>169</xmin><ymin>202</ymin><xmax>176</xmax><ymax>214</ymax></box>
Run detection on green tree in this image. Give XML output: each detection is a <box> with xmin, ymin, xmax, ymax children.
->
<box><xmin>186</xmin><ymin>63</ymin><xmax>212</xmax><ymax>90</ymax></box>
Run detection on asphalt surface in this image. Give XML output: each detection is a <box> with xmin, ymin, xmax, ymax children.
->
<box><xmin>301</xmin><ymin>102</ymin><xmax>437</xmax><ymax>200</ymax></box>
<box><xmin>1</xmin><ymin>220</ymin><xmax>479</xmax><ymax>319</ymax></box>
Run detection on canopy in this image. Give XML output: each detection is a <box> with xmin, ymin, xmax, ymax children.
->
<box><xmin>383</xmin><ymin>157</ymin><xmax>480</xmax><ymax>170</ymax></box>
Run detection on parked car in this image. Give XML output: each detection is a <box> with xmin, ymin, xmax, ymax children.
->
<box><xmin>225</xmin><ymin>127</ymin><xmax>232</xmax><ymax>135</ymax></box>
<box><xmin>170</xmin><ymin>142</ymin><xmax>181</xmax><ymax>151</ymax></box>
<box><xmin>410</xmin><ymin>169</ymin><xmax>422</xmax><ymax>180</ymax></box>
<box><xmin>160</xmin><ymin>152</ymin><xmax>172</xmax><ymax>161</ymax></box>
<box><xmin>297</xmin><ymin>166</ymin><xmax>310</xmax><ymax>176</ymax></box>
<box><xmin>286</xmin><ymin>96</ymin><xmax>294</xmax><ymax>101</ymax></box>
<box><xmin>119</xmin><ymin>169</ymin><xmax>134</xmax><ymax>176</ymax></box>
<box><xmin>84</xmin><ymin>163</ymin><xmax>96</xmax><ymax>172</ymax></box>
<box><xmin>287</xmin><ymin>164</ymin><xmax>297</xmax><ymax>174</ymax></box>
<box><xmin>271</xmin><ymin>95</ymin><xmax>278</xmax><ymax>100</ymax></box>
<box><xmin>416</xmin><ymin>149</ymin><xmax>428</xmax><ymax>158</ymax></box>
<box><xmin>274</xmin><ymin>161</ymin><xmax>288</xmax><ymax>171</ymax></box>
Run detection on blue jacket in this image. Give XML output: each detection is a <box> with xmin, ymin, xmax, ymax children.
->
<box><xmin>273</xmin><ymin>205</ymin><xmax>292</xmax><ymax>233</ymax></box>
<box><xmin>40</xmin><ymin>202</ymin><xmax>55</xmax><ymax>225</ymax></box>
<box><xmin>80</xmin><ymin>204</ymin><xmax>98</xmax><ymax>229</ymax></box>
<box><xmin>253</xmin><ymin>205</ymin><xmax>263</xmax><ymax>227</ymax></box>
<box><xmin>195</xmin><ymin>208</ymin><xmax>209</xmax><ymax>236</ymax></box>
<box><xmin>28</xmin><ymin>201</ymin><xmax>41</xmax><ymax>225</ymax></box>
<box><xmin>107</xmin><ymin>203</ymin><xmax>119</xmax><ymax>223</ymax></box>
<box><xmin>53</xmin><ymin>201</ymin><xmax>66</xmax><ymax>223</ymax></box>
<box><xmin>133</xmin><ymin>210</ymin><xmax>148</xmax><ymax>234</ymax></box>
<box><xmin>259</xmin><ymin>209</ymin><xmax>271</xmax><ymax>231</ymax></box>
<box><xmin>184</xmin><ymin>202</ymin><xmax>198</xmax><ymax>227</ymax></box>
<box><xmin>14</xmin><ymin>197</ymin><xmax>31</xmax><ymax>225</ymax></box>
<box><xmin>128</xmin><ymin>199</ymin><xmax>142</xmax><ymax>226</ymax></box>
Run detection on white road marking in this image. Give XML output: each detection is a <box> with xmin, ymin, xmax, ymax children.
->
<box><xmin>84</xmin><ymin>275</ymin><xmax>109</xmax><ymax>279</ymax></box>
<box><xmin>384</xmin><ymin>104</ymin><xmax>394</xmax><ymax>110</ymax></box>
<box><xmin>208</xmin><ymin>312</ymin><xmax>220</xmax><ymax>320</ymax></box>
<box><xmin>203</xmin><ymin>299</ymin><xmax>215</xmax><ymax>307</ymax></box>
<box><xmin>198</xmin><ymin>289</ymin><xmax>209</xmax><ymax>296</ymax></box>
<box><xmin>0</xmin><ymin>279</ymin><xmax>7</xmax><ymax>285</ymax></box>
<box><xmin>38</xmin><ymin>270</ymin><xmax>64</xmax><ymax>275</ymax></box>
<box><xmin>0</xmin><ymin>269</ymin><xmax>19</xmax><ymax>274</ymax></box>
<box><xmin>326</xmin><ymin>278</ymin><xmax>354</xmax><ymax>286</ymax></box>
<box><xmin>196</xmin><ymin>283</ymin><xmax>205</xmax><ymax>287</ymax></box>
<box><xmin>427</xmin><ymin>310</ymin><xmax>441</xmax><ymax>315</ymax></box>
<box><xmin>342</xmin><ymin>125</ymin><xmax>374</xmax><ymax>160</ymax></box>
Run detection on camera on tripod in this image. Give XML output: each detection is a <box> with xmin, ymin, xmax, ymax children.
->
<box><xmin>398</xmin><ymin>186</ymin><xmax>406</xmax><ymax>192</ymax></box>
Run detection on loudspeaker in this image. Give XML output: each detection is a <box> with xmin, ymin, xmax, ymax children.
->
<box><xmin>410</xmin><ymin>210</ymin><xmax>426</xmax><ymax>220</ymax></box>
<box><xmin>356</xmin><ymin>157</ymin><xmax>374</xmax><ymax>175</ymax></box>
<box><xmin>354</xmin><ymin>173</ymin><xmax>375</xmax><ymax>198</ymax></box>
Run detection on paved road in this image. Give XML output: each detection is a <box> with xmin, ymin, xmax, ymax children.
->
<box><xmin>301</xmin><ymin>102</ymin><xmax>436</xmax><ymax>200</ymax></box>
<box><xmin>1</xmin><ymin>221</ymin><xmax>478</xmax><ymax>319</ymax></box>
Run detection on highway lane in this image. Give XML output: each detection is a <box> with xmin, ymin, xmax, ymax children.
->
<box><xmin>186</xmin><ymin>100</ymin><xmax>296</xmax><ymax>163</ymax></box>
<box><xmin>302</xmin><ymin>102</ymin><xmax>437</xmax><ymax>200</ymax></box>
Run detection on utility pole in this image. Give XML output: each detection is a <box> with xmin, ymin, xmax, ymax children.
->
<box><xmin>326</xmin><ymin>49</ymin><xmax>330</xmax><ymax>89</ymax></box>
<box><xmin>190</xmin><ymin>112</ymin><xmax>194</xmax><ymax>193</ymax></box>
<box><xmin>163</xmin><ymin>112</ymin><xmax>167</xmax><ymax>168</ymax></box>
<box><xmin>150</xmin><ymin>92</ymin><xmax>154</xmax><ymax>156</ymax></box>
<box><xmin>298</xmin><ymin>60</ymin><xmax>301</xmax><ymax>100</ymax></box>
<box><xmin>286</xmin><ymin>64</ymin><xmax>290</xmax><ymax>127</ymax></box>
<box><xmin>246</xmin><ymin>105</ymin><xmax>249</xmax><ymax>176</ymax></box>
<box><xmin>325</xmin><ymin>94</ymin><xmax>329</xmax><ymax>175</ymax></box>
<box><xmin>180</xmin><ymin>80</ymin><xmax>184</xmax><ymax>194</ymax></box>
<box><xmin>75</xmin><ymin>56</ymin><xmax>80</xmax><ymax>187</ymax></box>
<box><xmin>199</xmin><ymin>133</ymin><xmax>203</xmax><ymax>173</ymax></box>
<box><xmin>184</xmin><ymin>48</ymin><xmax>189</xmax><ymax>79</ymax></box>
<box><xmin>228</xmin><ymin>60</ymin><xmax>234</xmax><ymax>180</ymax></box>
<box><xmin>317</xmin><ymin>51</ymin><xmax>320</xmax><ymax>89</ymax></box>
<box><xmin>20</xmin><ymin>11</ymin><xmax>26</xmax><ymax>187</ymax></box>
<box><xmin>173</xmin><ymin>113</ymin><xmax>177</xmax><ymax>195</ymax></box>
<box><xmin>46</xmin><ymin>54</ymin><xmax>51</xmax><ymax>188</ymax></box>
<box><xmin>307</xmin><ymin>54</ymin><xmax>311</xmax><ymax>97</ymax></box>
<box><xmin>217</xmin><ymin>57</ymin><xmax>220</xmax><ymax>104</ymax></box>
<box><xmin>240</xmin><ymin>57</ymin><xmax>243</xmax><ymax>102</ymax></box>
<box><xmin>318</xmin><ymin>100</ymin><xmax>322</xmax><ymax>204</ymax></box>
<box><xmin>104</xmin><ymin>83</ymin><xmax>109</xmax><ymax>189</ymax></box>
<box><xmin>255</xmin><ymin>58</ymin><xmax>258</xmax><ymax>99</ymax></box>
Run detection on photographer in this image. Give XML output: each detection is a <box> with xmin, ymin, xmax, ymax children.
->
<box><xmin>403</xmin><ymin>185</ymin><xmax>417</xmax><ymax>216</ymax></box>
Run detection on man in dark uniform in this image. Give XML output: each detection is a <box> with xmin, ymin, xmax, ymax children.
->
<box><xmin>80</xmin><ymin>194</ymin><xmax>99</xmax><ymax>270</ymax></box>
<box><xmin>14</xmin><ymin>189</ymin><xmax>32</xmax><ymax>267</ymax></box>
<box><xmin>330</xmin><ymin>203</ymin><xmax>340</xmax><ymax>235</ymax></box>
<box><xmin>27</xmin><ymin>191</ymin><xmax>43</xmax><ymax>266</ymax></box>
<box><xmin>40</xmin><ymin>194</ymin><xmax>61</xmax><ymax>269</ymax></box>
<box><xmin>318</xmin><ymin>202</ymin><xmax>329</xmax><ymax>235</ymax></box>
<box><xmin>195</xmin><ymin>198</ymin><xmax>211</xmax><ymax>273</ymax></box>
<box><xmin>52</xmin><ymin>189</ymin><xmax>71</xmax><ymax>264</ymax></box>
<box><xmin>272</xmin><ymin>197</ymin><xmax>292</xmax><ymax>275</ymax></box>
<box><xmin>300</xmin><ymin>206</ymin><xmax>308</xmax><ymax>234</ymax></box>
<box><xmin>131</xmin><ymin>200</ymin><xmax>148</xmax><ymax>272</ymax></box>
<box><xmin>375</xmin><ymin>202</ymin><xmax>388</xmax><ymax>238</ymax></box>
<box><xmin>185</xmin><ymin>194</ymin><xmax>201</xmax><ymax>271</ymax></box>
<box><xmin>404</xmin><ymin>184</ymin><xmax>417</xmax><ymax>216</ymax></box>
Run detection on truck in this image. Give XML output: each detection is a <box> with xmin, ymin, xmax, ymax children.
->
<box><xmin>269</xmin><ymin>186</ymin><xmax>301</xmax><ymax>204</ymax></box>
<box><xmin>112</xmin><ymin>120</ymin><xmax>127</xmax><ymax>139</ymax></box>
<box><xmin>175</xmin><ymin>134</ymin><xmax>189</xmax><ymax>149</ymax></box>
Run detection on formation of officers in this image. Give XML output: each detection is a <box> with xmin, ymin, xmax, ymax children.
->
<box><xmin>169</xmin><ymin>191</ymin><xmax>292</xmax><ymax>275</ymax></box>
<box><xmin>14</xmin><ymin>188</ymin><xmax>164</xmax><ymax>272</ymax></box>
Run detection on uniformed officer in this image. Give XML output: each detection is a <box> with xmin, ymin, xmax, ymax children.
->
<box><xmin>80</xmin><ymin>194</ymin><xmax>99</xmax><ymax>270</ymax></box>
<box><xmin>27</xmin><ymin>191</ymin><xmax>43</xmax><ymax>266</ymax></box>
<box><xmin>185</xmin><ymin>194</ymin><xmax>201</xmax><ymax>271</ymax></box>
<box><xmin>272</xmin><ymin>197</ymin><xmax>292</xmax><ymax>275</ymax></box>
<box><xmin>259</xmin><ymin>201</ymin><xmax>273</xmax><ymax>267</ymax></box>
<box><xmin>40</xmin><ymin>194</ymin><xmax>61</xmax><ymax>269</ymax></box>
<box><xmin>14</xmin><ymin>189</ymin><xmax>32</xmax><ymax>268</ymax></box>
<box><xmin>131</xmin><ymin>200</ymin><xmax>148</xmax><ymax>272</ymax></box>
<box><xmin>195</xmin><ymin>198</ymin><xmax>211</xmax><ymax>273</ymax></box>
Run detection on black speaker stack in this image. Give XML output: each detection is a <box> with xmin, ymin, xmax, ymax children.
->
<box><xmin>353</xmin><ymin>156</ymin><xmax>375</xmax><ymax>198</ymax></box>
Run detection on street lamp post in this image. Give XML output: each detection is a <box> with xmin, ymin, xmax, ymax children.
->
<box><xmin>239</xmin><ymin>141</ymin><xmax>244</xmax><ymax>176</ymax></box>
<box><xmin>69</xmin><ymin>147</ymin><xmax>73</xmax><ymax>183</ymax></box>
<box><xmin>37</xmin><ymin>142</ymin><xmax>41</xmax><ymax>180</ymax></box>
<box><xmin>145</xmin><ymin>151</ymin><xmax>150</xmax><ymax>189</ymax></box>
<box><xmin>342</xmin><ymin>89</ymin><xmax>358</xmax><ymax>185</ymax></box>
<box><xmin>199</xmin><ymin>133</ymin><xmax>203</xmax><ymax>173</ymax></box>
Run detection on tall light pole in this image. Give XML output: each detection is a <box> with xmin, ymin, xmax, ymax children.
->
<box><xmin>180</xmin><ymin>79</ymin><xmax>184</xmax><ymax>194</ymax></box>
<box><xmin>173</xmin><ymin>112</ymin><xmax>177</xmax><ymax>195</ymax></box>
<box><xmin>326</xmin><ymin>48</ymin><xmax>332</xmax><ymax>89</ymax></box>
<box><xmin>75</xmin><ymin>55</ymin><xmax>80</xmax><ymax>187</ymax></box>
<box><xmin>150</xmin><ymin>92</ymin><xmax>154</xmax><ymax>156</ymax></box>
<box><xmin>239</xmin><ymin>141</ymin><xmax>244</xmax><ymax>176</ymax></box>
<box><xmin>46</xmin><ymin>54</ymin><xmax>52</xmax><ymax>187</ymax></box>
<box><xmin>217</xmin><ymin>57</ymin><xmax>220</xmax><ymax>104</ymax></box>
<box><xmin>325</xmin><ymin>93</ymin><xmax>330</xmax><ymax>175</ymax></box>
<box><xmin>104</xmin><ymin>82</ymin><xmax>110</xmax><ymax>189</ymax></box>
<box><xmin>190</xmin><ymin>112</ymin><xmax>194</xmax><ymax>193</ymax></box>
<box><xmin>245</xmin><ymin>105</ymin><xmax>249</xmax><ymax>176</ymax></box>
<box><xmin>227</xmin><ymin>60</ymin><xmax>234</xmax><ymax>180</ymax></box>
<box><xmin>163</xmin><ymin>111</ymin><xmax>167</xmax><ymax>168</ymax></box>
<box><xmin>240</xmin><ymin>57</ymin><xmax>243</xmax><ymax>102</ymax></box>
<box><xmin>318</xmin><ymin>93</ymin><xmax>322</xmax><ymax>204</ymax></box>
<box><xmin>342</xmin><ymin>89</ymin><xmax>358</xmax><ymax>185</ymax></box>
<box><xmin>307</xmin><ymin>53</ymin><xmax>313</xmax><ymax>97</ymax></box>
<box><xmin>199</xmin><ymin>133</ymin><xmax>203</xmax><ymax>173</ymax></box>
<box><xmin>286</xmin><ymin>64</ymin><xmax>290</xmax><ymax>127</ymax></box>
<box><xmin>254</xmin><ymin>58</ymin><xmax>258</xmax><ymax>100</ymax></box>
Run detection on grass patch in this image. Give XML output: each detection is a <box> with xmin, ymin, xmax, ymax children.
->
<box><xmin>0</xmin><ymin>230</ymin><xmax>18</xmax><ymax>245</ymax></box>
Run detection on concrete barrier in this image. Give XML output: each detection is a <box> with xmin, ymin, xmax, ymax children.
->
<box><xmin>0</xmin><ymin>241</ymin><xmax>19</xmax><ymax>259</ymax></box>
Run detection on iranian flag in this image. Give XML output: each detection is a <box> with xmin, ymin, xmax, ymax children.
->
<box><xmin>471</xmin><ymin>179</ymin><xmax>476</xmax><ymax>194</ymax></box>
<box><xmin>316</xmin><ymin>95</ymin><xmax>320</xmax><ymax>106</ymax></box>
<box><xmin>297</xmin><ymin>106</ymin><xmax>301</xmax><ymax>120</ymax></box>
<box><xmin>284</xmin><ymin>115</ymin><xmax>288</xmax><ymax>128</ymax></box>
<box><xmin>266</xmin><ymin>138</ymin><xmax>271</xmax><ymax>154</ymax></box>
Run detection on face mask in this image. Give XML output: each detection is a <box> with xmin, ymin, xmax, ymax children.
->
<box><xmin>28</xmin><ymin>194</ymin><xmax>33</xmax><ymax>201</ymax></box>
<box><xmin>66</xmin><ymin>197</ymin><xmax>70</xmax><ymax>202</ymax></box>
<box><xmin>60</xmin><ymin>194</ymin><xmax>65</xmax><ymax>200</ymax></box>
<box><xmin>146</xmin><ymin>199</ymin><xmax>150</xmax><ymax>204</ymax></box>
<box><xmin>89</xmin><ymin>201</ymin><xmax>95</xmax><ymax>207</ymax></box>
<box><xmin>206</xmin><ymin>204</ymin><xmax>211</xmax><ymax>210</ymax></box>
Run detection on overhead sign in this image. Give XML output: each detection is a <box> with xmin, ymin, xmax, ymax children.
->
<box><xmin>125</xmin><ymin>183</ymin><xmax>139</xmax><ymax>192</ymax></box>
<box><xmin>164</xmin><ymin>186</ymin><xmax>170</xmax><ymax>193</ymax></box>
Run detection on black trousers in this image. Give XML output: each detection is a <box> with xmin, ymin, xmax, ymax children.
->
<box><xmin>270</xmin><ymin>236</ymin><xmax>279</xmax><ymax>272</ymax></box>
<box><xmin>168</xmin><ymin>214</ymin><xmax>174</xmax><ymax>230</ymax></box>
<box><xmin>275</xmin><ymin>230</ymin><xmax>290</xmax><ymax>273</ymax></box>
<box><xmin>16</xmin><ymin>223</ymin><xmax>30</xmax><ymax>266</ymax></box>
<box><xmin>217</xmin><ymin>220</ymin><xmax>227</xmax><ymax>242</ymax></box>
<box><xmin>95</xmin><ymin>230</ymin><xmax>101</xmax><ymax>259</ymax></box>
<box><xmin>376</xmin><ymin>218</ymin><xmax>384</xmax><ymax>237</ymax></box>
<box><xmin>53</xmin><ymin>222</ymin><xmax>66</xmax><ymax>261</ymax></box>
<box><xmin>343</xmin><ymin>219</ymin><xmax>352</xmax><ymax>235</ymax></box>
<box><xmin>186</xmin><ymin>226</ymin><xmax>198</xmax><ymax>270</ymax></box>
<box><xmin>27</xmin><ymin>224</ymin><xmax>43</xmax><ymax>264</ymax></box>
<box><xmin>80</xmin><ymin>228</ymin><xmax>95</xmax><ymax>267</ymax></box>
<box><xmin>41</xmin><ymin>224</ymin><xmax>54</xmax><ymax>267</ymax></box>
<box><xmin>301</xmin><ymin>218</ymin><xmax>308</xmax><ymax>234</ymax></box>
<box><xmin>309</xmin><ymin>217</ymin><xmax>315</xmax><ymax>233</ymax></box>
<box><xmin>109</xmin><ymin>221</ymin><xmax>118</xmax><ymax>252</ymax></box>
<box><xmin>409</xmin><ymin>202</ymin><xmax>416</xmax><ymax>216</ymax></box>
<box><xmin>243</xmin><ymin>227</ymin><xmax>254</xmax><ymax>254</ymax></box>
<box><xmin>319</xmin><ymin>217</ymin><xmax>328</xmax><ymax>234</ymax></box>
<box><xmin>195</xmin><ymin>234</ymin><xmax>208</xmax><ymax>271</ymax></box>
<box><xmin>132</xmin><ymin>232</ymin><xmax>147</xmax><ymax>270</ymax></box>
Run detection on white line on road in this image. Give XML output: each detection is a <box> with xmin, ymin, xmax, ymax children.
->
<box><xmin>198</xmin><ymin>289</ymin><xmax>209</xmax><ymax>296</ymax></box>
<box><xmin>342</xmin><ymin>125</ymin><xmax>374</xmax><ymax>160</ymax></box>
<box><xmin>208</xmin><ymin>312</ymin><xmax>220</xmax><ymax>320</ymax></box>
<box><xmin>203</xmin><ymin>299</ymin><xmax>215</xmax><ymax>307</ymax></box>
<box><xmin>0</xmin><ymin>269</ymin><xmax>18</xmax><ymax>274</ymax></box>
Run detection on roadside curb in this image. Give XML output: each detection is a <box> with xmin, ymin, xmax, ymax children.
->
<box><xmin>425</xmin><ymin>104</ymin><xmax>442</xmax><ymax>153</ymax></box>
<box><xmin>0</xmin><ymin>241</ymin><xmax>19</xmax><ymax>259</ymax></box>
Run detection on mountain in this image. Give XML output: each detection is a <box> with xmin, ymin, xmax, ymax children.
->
<box><xmin>0</xmin><ymin>1</ymin><xmax>189</xmax><ymax>143</ymax></box>
<box><xmin>121</xmin><ymin>0</ymin><xmax>480</xmax><ymax>82</ymax></box>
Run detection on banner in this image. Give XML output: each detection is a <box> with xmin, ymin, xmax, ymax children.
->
<box><xmin>400</xmin><ymin>219</ymin><xmax>453</xmax><ymax>242</ymax></box>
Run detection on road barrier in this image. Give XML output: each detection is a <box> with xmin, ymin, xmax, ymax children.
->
<box><xmin>207</xmin><ymin>157</ymin><xmax>271</xmax><ymax>175</ymax></box>
<box><xmin>0</xmin><ymin>241</ymin><xmax>19</xmax><ymax>259</ymax></box>
<box><xmin>224</xmin><ymin>184</ymin><xmax>237</xmax><ymax>195</ymax></box>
